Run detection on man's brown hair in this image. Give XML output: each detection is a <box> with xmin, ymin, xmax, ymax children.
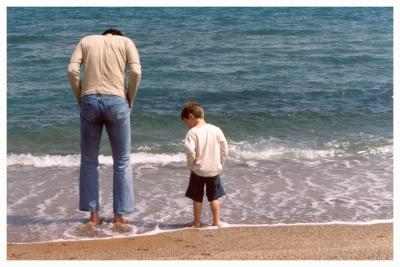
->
<box><xmin>102</xmin><ymin>29</ymin><xmax>123</xmax><ymax>36</ymax></box>
<box><xmin>181</xmin><ymin>101</ymin><xmax>205</xmax><ymax>120</ymax></box>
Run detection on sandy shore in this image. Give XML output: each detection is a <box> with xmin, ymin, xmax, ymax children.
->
<box><xmin>7</xmin><ymin>223</ymin><xmax>392</xmax><ymax>260</ymax></box>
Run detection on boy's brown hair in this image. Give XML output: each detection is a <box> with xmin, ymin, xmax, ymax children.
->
<box><xmin>181</xmin><ymin>101</ymin><xmax>205</xmax><ymax>120</ymax></box>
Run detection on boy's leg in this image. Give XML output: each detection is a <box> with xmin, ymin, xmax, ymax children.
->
<box><xmin>206</xmin><ymin>175</ymin><xmax>225</xmax><ymax>226</ymax></box>
<box><xmin>193</xmin><ymin>201</ymin><xmax>203</xmax><ymax>227</ymax></box>
<box><xmin>185</xmin><ymin>172</ymin><xmax>206</xmax><ymax>227</ymax></box>
<box><xmin>210</xmin><ymin>200</ymin><xmax>221</xmax><ymax>226</ymax></box>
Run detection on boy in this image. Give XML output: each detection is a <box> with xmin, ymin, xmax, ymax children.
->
<box><xmin>181</xmin><ymin>101</ymin><xmax>228</xmax><ymax>227</ymax></box>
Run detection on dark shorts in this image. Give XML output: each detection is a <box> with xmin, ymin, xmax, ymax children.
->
<box><xmin>185</xmin><ymin>172</ymin><xmax>225</xmax><ymax>202</ymax></box>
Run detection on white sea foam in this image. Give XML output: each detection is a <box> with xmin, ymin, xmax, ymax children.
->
<box><xmin>35</xmin><ymin>189</ymin><xmax>64</xmax><ymax>218</ymax></box>
<box><xmin>7</xmin><ymin>154</ymin><xmax>82</xmax><ymax>167</ymax></box>
<box><xmin>230</xmin><ymin>143</ymin><xmax>393</xmax><ymax>161</ymax></box>
<box><xmin>230</xmin><ymin>146</ymin><xmax>336</xmax><ymax>161</ymax></box>
<box><xmin>7</xmin><ymin>152</ymin><xmax>186</xmax><ymax>167</ymax></box>
<box><xmin>7</xmin><ymin>138</ymin><xmax>392</xmax><ymax>168</ymax></box>
<box><xmin>8</xmin><ymin>155</ymin><xmax>392</xmax><ymax>244</ymax></box>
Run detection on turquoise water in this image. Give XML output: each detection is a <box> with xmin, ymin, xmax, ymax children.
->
<box><xmin>7</xmin><ymin>8</ymin><xmax>393</xmax><ymax>243</ymax></box>
<box><xmin>7</xmin><ymin>7</ymin><xmax>392</xmax><ymax>156</ymax></box>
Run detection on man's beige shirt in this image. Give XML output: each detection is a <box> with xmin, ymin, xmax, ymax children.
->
<box><xmin>67</xmin><ymin>34</ymin><xmax>141</xmax><ymax>107</ymax></box>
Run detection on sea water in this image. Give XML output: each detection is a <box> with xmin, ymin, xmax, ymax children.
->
<box><xmin>7</xmin><ymin>7</ymin><xmax>393</xmax><ymax>243</ymax></box>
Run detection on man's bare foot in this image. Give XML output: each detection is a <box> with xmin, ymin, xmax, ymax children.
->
<box><xmin>85</xmin><ymin>211</ymin><xmax>101</xmax><ymax>225</ymax></box>
<box><xmin>113</xmin><ymin>214</ymin><xmax>127</xmax><ymax>224</ymax></box>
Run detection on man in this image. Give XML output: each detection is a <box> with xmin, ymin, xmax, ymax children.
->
<box><xmin>67</xmin><ymin>29</ymin><xmax>141</xmax><ymax>225</ymax></box>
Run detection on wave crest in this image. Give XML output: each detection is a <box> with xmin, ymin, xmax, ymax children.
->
<box><xmin>7</xmin><ymin>153</ymin><xmax>186</xmax><ymax>168</ymax></box>
<box><xmin>7</xmin><ymin>141</ymin><xmax>392</xmax><ymax>168</ymax></box>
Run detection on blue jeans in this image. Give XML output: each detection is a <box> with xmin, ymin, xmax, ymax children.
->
<box><xmin>79</xmin><ymin>94</ymin><xmax>133</xmax><ymax>214</ymax></box>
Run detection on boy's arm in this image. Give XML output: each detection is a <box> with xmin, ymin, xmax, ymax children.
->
<box><xmin>184</xmin><ymin>132</ymin><xmax>196</xmax><ymax>170</ymax></box>
<box><xmin>219</xmin><ymin>130</ymin><xmax>229</xmax><ymax>166</ymax></box>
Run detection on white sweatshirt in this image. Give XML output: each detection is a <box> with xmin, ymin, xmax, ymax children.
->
<box><xmin>184</xmin><ymin>123</ymin><xmax>228</xmax><ymax>177</ymax></box>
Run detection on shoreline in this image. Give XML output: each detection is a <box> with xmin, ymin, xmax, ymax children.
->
<box><xmin>7</xmin><ymin>223</ymin><xmax>392</xmax><ymax>260</ymax></box>
<box><xmin>8</xmin><ymin>219</ymin><xmax>394</xmax><ymax>245</ymax></box>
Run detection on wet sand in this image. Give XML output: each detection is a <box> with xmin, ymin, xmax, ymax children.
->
<box><xmin>7</xmin><ymin>223</ymin><xmax>392</xmax><ymax>260</ymax></box>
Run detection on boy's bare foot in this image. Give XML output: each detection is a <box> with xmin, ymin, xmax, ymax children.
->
<box><xmin>113</xmin><ymin>214</ymin><xmax>127</xmax><ymax>224</ymax></box>
<box><xmin>212</xmin><ymin>221</ymin><xmax>225</xmax><ymax>227</ymax></box>
<box><xmin>192</xmin><ymin>222</ymin><xmax>203</xmax><ymax>228</ymax></box>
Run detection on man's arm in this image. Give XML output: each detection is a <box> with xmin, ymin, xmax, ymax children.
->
<box><xmin>67</xmin><ymin>40</ymin><xmax>83</xmax><ymax>106</ymax></box>
<box><xmin>126</xmin><ymin>39</ymin><xmax>142</xmax><ymax>108</ymax></box>
<box><xmin>67</xmin><ymin>63</ymin><xmax>81</xmax><ymax>105</ymax></box>
<box><xmin>127</xmin><ymin>63</ymin><xmax>141</xmax><ymax>108</ymax></box>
